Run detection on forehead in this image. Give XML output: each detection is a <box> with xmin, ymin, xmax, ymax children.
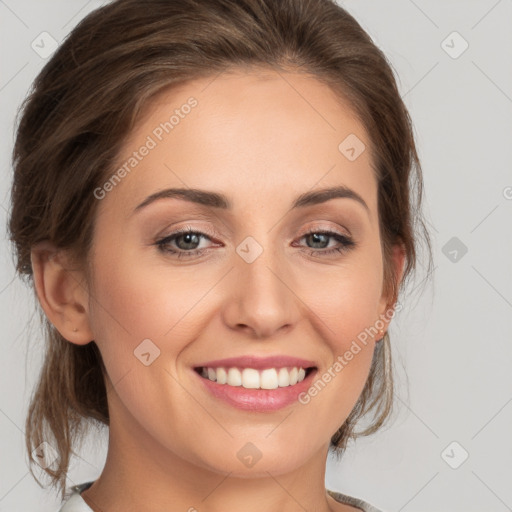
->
<box><xmin>101</xmin><ymin>68</ymin><xmax>377</xmax><ymax>216</ymax></box>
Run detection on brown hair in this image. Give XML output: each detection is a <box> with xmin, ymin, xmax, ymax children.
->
<box><xmin>9</xmin><ymin>0</ymin><xmax>432</xmax><ymax>499</ymax></box>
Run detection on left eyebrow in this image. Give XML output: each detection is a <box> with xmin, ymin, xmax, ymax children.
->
<box><xmin>133</xmin><ymin>185</ymin><xmax>369</xmax><ymax>214</ymax></box>
<box><xmin>291</xmin><ymin>185</ymin><xmax>369</xmax><ymax>213</ymax></box>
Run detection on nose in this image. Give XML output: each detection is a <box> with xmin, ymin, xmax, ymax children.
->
<box><xmin>221</xmin><ymin>241</ymin><xmax>301</xmax><ymax>339</ymax></box>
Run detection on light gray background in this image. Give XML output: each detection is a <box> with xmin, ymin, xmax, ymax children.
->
<box><xmin>1</xmin><ymin>1</ymin><xmax>511</xmax><ymax>511</ymax></box>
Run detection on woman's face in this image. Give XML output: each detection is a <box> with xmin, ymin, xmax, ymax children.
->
<box><xmin>85</xmin><ymin>68</ymin><xmax>398</xmax><ymax>476</ymax></box>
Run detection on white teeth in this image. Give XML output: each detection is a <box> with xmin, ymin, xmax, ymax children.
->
<box><xmin>216</xmin><ymin>367</ymin><xmax>227</xmax><ymax>384</ymax></box>
<box><xmin>242</xmin><ymin>368</ymin><xmax>260</xmax><ymax>389</ymax></box>
<box><xmin>199</xmin><ymin>366</ymin><xmax>310</xmax><ymax>389</ymax></box>
<box><xmin>227</xmin><ymin>367</ymin><xmax>242</xmax><ymax>386</ymax></box>
<box><xmin>260</xmin><ymin>368</ymin><xmax>278</xmax><ymax>389</ymax></box>
<box><xmin>277</xmin><ymin>367</ymin><xmax>290</xmax><ymax>387</ymax></box>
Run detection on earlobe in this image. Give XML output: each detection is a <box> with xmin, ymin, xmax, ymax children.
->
<box><xmin>31</xmin><ymin>241</ymin><xmax>94</xmax><ymax>345</ymax></box>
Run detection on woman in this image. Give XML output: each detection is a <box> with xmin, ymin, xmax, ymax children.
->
<box><xmin>9</xmin><ymin>0</ymin><xmax>431</xmax><ymax>510</ymax></box>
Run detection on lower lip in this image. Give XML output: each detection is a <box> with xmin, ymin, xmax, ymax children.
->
<box><xmin>194</xmin><ymin>368</ymin><xmax>317</xmax><ymax>412</ymax></box>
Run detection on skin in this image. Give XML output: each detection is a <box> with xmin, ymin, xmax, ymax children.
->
<box><xmin>32</xmin><ymin>68</ymin><xmax>405</xmax><ymax>512</ymax></box>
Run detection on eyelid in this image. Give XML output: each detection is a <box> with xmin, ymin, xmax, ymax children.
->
<box><xmin>297</xmin><ymin>221</ymin><xmax>352</xmax><ymax>238</ymax></box>
<box><xmin>156</xmin><ymin>223</ymin><xmax>220</xmax><ymax>241</ymax></box>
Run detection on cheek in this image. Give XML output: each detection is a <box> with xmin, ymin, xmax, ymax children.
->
<box><xmin>88</xmin><ymin>246</ymin><xmax>209</xmax><ymax>342</ymax></box>
<box><xmin>86</xmin><ymin>243</ymin><xmax>231</xmax><ymax>399</ymax></box>
<box><xmin>86</xmin><ymin>252</ymin><xmax>208</xmax><ymax>435</ymax></box>
<box><xmin>294</xmin><ymin>254</ymin><xmax>383</xmax><ymax>406</ymax></box>
<box><xmin>297</xmin><ymin>272</ymin><xmax>380</xmax><ymax>438</ymax></box>
<box><xmin>300</xmin><ymin>256</ymin><xmax>384</xmax><ymax>347</ymax></box>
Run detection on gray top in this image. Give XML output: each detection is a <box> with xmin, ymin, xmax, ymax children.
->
<box><xmin>58</xmin><ymin>481</ymin><xmax>384</xmax><ymax>512</ymax></box>
<box><xmin>326</xmin><ymin>489</ymin><xmax>384</xmax><ymax>511</ymax></box>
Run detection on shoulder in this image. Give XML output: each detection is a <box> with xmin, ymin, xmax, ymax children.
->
<box><xmin>327</xmin><ymin>488</ymin><xmax>386</xmax><ymax>512</ymax></box>
<box><xmin>57</xmin><ymin>481</ymin><xmax>95</xmax><ymax>512</ymax></box>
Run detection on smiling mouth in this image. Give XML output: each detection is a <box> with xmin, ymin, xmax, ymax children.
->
<box><xmin>194</xmin><ymin>365</ymin><xmax>317</xmax><ymax>390</ymax></box>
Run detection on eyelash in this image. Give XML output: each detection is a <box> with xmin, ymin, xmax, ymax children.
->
<box><xmin>155</xmin><ymin>226</ymin><xmax>356</xmax><ymax>259</ymax></box>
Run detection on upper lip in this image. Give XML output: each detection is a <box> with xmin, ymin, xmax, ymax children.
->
<box><xmin>194</xmin><ymin>355</ymin><xmax>317</xmax><ymax>370</ymax></box>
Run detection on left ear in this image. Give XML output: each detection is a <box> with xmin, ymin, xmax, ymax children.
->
<box><xmin>377</xmin><ymin>242</ymin><xmax>406</xmax><ymax>334</ymax></box>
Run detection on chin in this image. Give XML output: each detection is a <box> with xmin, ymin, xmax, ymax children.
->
<box><xmin>191</xmin><ymin>443</ymin><xmax>311</xmax><ymax>478</ymax></box>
